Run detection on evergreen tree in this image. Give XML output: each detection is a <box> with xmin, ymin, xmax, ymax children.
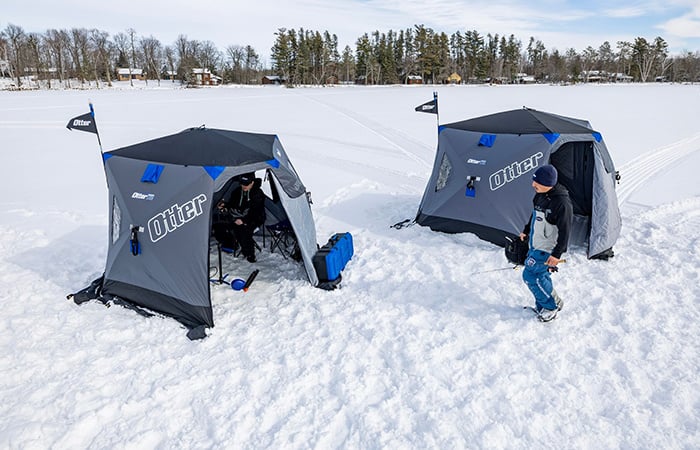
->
<box><xmin>339</xmin><ymin>45</ymin><xmax>355</xmax><ymax>83</ymax></box>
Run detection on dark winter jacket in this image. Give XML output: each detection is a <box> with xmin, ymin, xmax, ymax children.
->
<box><xmin>522</xmin><ymin>183</ymin><xmax>573</xmax><ymax>258</ymax></box>
<box><xmin>221</xmin><ymin>178</ymin><xmax>266</xmax><ymax>227</ymax></box>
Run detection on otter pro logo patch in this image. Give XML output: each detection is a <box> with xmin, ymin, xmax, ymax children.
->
<box><xmin>489</xmin><ymin>152</ymin><xmax>543</xmax><ymax>191</ymax></box>
<box><xmin>147</xmin><ymin>194</ymin><xmax>207</xmax><ymax>242</ymax></box>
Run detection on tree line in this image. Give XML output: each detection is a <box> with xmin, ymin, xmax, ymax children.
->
<box><xmin>2</xmin><ymin>22</ymin><xmax>699</xmax><ymax>90</ymax></box>
<box><xmin>0</xmin><ymin>24</ymin><xmax>262</xmax><ymax>88</ymax></box>
<box><xmin>273</xmin><ymin>26</ymin><xmax>699</xmax><ymax>85</ymax></box>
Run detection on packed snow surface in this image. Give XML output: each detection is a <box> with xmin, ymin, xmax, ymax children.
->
<box><xmin>1</xmin><ymin>82</ymin><xmax>699</xmax><ymax>449</ymax></box>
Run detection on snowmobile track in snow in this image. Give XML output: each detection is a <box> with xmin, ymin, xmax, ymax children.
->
<box><xmin>300</xmin><ymin>93</ymin><xmax>434</xmax><ymax>169</ymax></box>
<box><xmin>616</xmin><ymin>132</ymin><xmax>700</xmax><ymax>206</ymax></box>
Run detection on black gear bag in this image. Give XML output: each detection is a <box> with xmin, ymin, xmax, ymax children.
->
<box><xmin>505</xmin><ymin>236</ymin><xmax>529</xmax><ymax>265</ymax></box>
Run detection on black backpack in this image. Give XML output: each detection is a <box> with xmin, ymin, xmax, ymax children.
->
<box><xmin>505</xmin><ymin>236</ymin><xmax>529</xmax><ymax>265</ymax></box>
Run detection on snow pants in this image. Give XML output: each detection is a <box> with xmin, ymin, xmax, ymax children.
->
<box><xmin>232</xmin><ymin>223</ymin><xmax>257</xmax><ymax>258</ymax></box>
<box><xmin>522</xmin><ymin>249</ymin><xmax>558</xmax><ymax>311</ymax></box>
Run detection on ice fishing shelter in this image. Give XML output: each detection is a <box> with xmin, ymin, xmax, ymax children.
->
<box><xmin>97</xmin><ymin>126</ymin><xmax>319</xmax><ymax>334</ymax></box>
<box><xmin>416</xmin><ymin>107</ymin><xmax>621</xmax><ymax>258</ymax></box>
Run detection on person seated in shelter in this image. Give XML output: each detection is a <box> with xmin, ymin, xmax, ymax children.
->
<box><xmin>212</xmin><ymin>172</ymin><xmax>265</xmax><ymax>263</ymax></box>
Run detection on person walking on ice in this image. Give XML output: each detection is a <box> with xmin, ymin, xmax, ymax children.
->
<box><xmin>519</xmin><ymin>164</ymin><xmax>573</xmax><ymax>322</ymax></box>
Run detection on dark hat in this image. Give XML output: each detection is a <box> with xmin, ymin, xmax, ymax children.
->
<box><xmin>238</xmin><ymin>172</ymin><xmax>255</xmax><ymax>185</ymax></box>
<box><xmin>532</xmin><ymin>165</ymin><xmax>558</xmax><ymax>187</ymax></box>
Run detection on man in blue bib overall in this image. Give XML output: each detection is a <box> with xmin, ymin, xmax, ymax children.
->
<box><xmin>519</xmin><ymin>165</ymin><xmax>573</xmax><ymax>322</ymax></box>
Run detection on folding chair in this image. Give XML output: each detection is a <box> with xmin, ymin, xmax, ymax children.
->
<box><xmin>267</xmin><ymin>220</ymin><xmax>298</xmax><ymax>258</ymax></box>
<box><xmin>263</xmin><ymin>197</ymin><xmax>298</xmax><ymax>259</ymax></box>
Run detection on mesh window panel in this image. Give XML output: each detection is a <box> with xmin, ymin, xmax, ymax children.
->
<box><xmin>112</xmin><ymin>196</ymin><xmax>121</xmax><ymax>244</ymax></box>
<box><xmin>436</xmin><ymin>153</ymin><xmax>452</xmax><ymax>191</ymax></box>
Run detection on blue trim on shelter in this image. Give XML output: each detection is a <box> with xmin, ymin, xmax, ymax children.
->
<box><xmin>141</xmin><ymin>164</ymin><xmax>164</xmax><ymax>183</ymax></box>
<box><xmin>203</xmin><ymin>166</ymin><xmax>225</xmax><ymax>180</ymax></box>
<box><xmin>266</xmin><ymin>159</ymin><xmax>281</xmax><ymax>168</ymax></box>
<box><xmin>542</xmin><ymin>133</ymin><xmax>560</xmax><ymax>144</ymax></box>
<box><xmin>103</xmin><ymin>153</ymin><xmax>113</xmax><ymax>162</ymax></box>
<box><xmin>592</xmin><ymin>132</ymin><xmax>602</xmax><ymax>142</ymax></box>
<box><xmin>478</xmin><ymin>134</ymin><xmax>496</xmax><ymax>147</ymax></box>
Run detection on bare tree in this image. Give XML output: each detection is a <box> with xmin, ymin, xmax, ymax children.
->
<box><xmin>25</xmin><ymin>33</ymin><xmax>43</xmax><ymax>87</ymax></box>
<box><xmin>4</xmin><ymin>24</ymin><xmax>25</xmax><ymax>87</ymax></box>
<box><xmin>69</xmin><ymin>28</ymin><xmax>91</xmax><ymax>86</ymax></box>
<box><xmin>199</xmin><ymin>40</ymin><xmax>221</xmax><ymax>73</ymax></box>
<box><xmin>164</xmin><ymin>45</ymin><xmax>177</xmax><ymax>82</ymax></box>
<box><xmin>127</xmin><ymin>28</ymin><xmax>140</xmax><ymax>85</ymax></box>
<box><xmin>90</xmin><ymin>29</ymin><xmax>113</xmax><ymax>87</ymax></box>
<box><xmin>225</xmin><ymin>44</ymin><xmax>245</xmax><ymax>83</ymax></box>
<box><xmin>175</xmin><ymin>35</ymin><xmax>200</xmax><ymax>83</ymax></box>
<box><xmin>0</xmin><ymin>34</ymin><xmax>11</xmax><ymax>79</ymax></box>
<box><xmin>45</xmin><ymin>29</ymin><xmax>69</xmax><ymax>87</ymax></box>
<box><xmin>141</xmin><ymin>35</ymin><xmax>163</xmax><ymax>85</ymax></box>
<box><xmin>113</xmin><ymin>32</ymin><xmax>131</xmax><ymax>85</ymax></box>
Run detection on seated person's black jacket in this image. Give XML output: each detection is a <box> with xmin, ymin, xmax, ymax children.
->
<box><xmin>219</xmin><ymin>178</ymin><xmax>265</xmax><ymax>228</ymax></box>
<box><xmin>212</xmin><ymin>178</ymin><xmax>265</xmax><ymax>254</ymax></box>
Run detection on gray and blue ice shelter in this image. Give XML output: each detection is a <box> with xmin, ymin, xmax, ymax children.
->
<box><xmin>89</xmin><ymin>127</ymin><xmax>319</xmax><ymax>336</ymax></box>
<box><xmin>416</xmin><ymin>107</ymin><xmax>621</xmax><ymax>259</ymax></box>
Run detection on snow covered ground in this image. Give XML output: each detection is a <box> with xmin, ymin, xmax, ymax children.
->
<box><xmin>1</xmin><ymin>82</ymin><xmax>699</xmax><ymax>449</ymax></box>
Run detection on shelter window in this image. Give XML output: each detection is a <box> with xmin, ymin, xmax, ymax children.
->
<box><xmin>436</xmin><ymin>153</ymin><xmax>452</xmax><ymax>191</ymax></box>
<box><xmin>112</xmin><ymin>196</ymin><xmax>121</xmax><ymax>244</ymax></box>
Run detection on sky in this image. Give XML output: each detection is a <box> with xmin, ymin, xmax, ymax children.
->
<box><xmin>1</xmin><ymin>82</ymin><xmax>699</xmax><ymax>448</ymax></box>
<box><xmin>3</xmin><ymin>0</ymin><xmax>700</xmax><ymax>65</ymax></box>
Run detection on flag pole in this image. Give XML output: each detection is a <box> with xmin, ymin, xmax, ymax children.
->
<box><xmin>88</xmin><ymin>101</ymin><xmax>104</xmax><ymax>156</ymax></box>
<box><xmin>433</xmin><ymin>91</ymin><xmax>439</xmax><ymax>133</ymax></box>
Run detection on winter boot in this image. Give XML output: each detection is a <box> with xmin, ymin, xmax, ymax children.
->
<box><xmin>552</xmin><ymin>290</ymin><xmax>564</xmax><ymax>311</ymax></box>
<box><xmin>538</xmin><ymin>307</ymin><xmax>558</xmax><ymax>322</ymax></box>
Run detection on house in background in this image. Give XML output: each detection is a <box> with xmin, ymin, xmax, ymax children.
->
<box><xmin>116</xmin><ymin>68</ymin><xmax>145</xmax><ymax>81</ymax></box>
<box><xmin>614</xmin><ymin>73</ymin><xmax>633</xmax><ymax>82</ymax></box>
<box><xmin>406</xmin><ymin>75</ymin><xmax>423</xmax><ymax>85</ymax></box>
<box><xmin>446</xmin><ymin>72</ymin><xmax>462</xmax><ymax>84</ymax></box>
<box><xmin>515</xmin><ymin>73</ymin><xmax>536</xmax><ymax>84</ymax></box>
<box><xmin>192</xmin><ymin>68</ymin><xmax>222</xmax><ymax>86</ymax></box>
<box><xmin>262</xmin><ymin>75</ymin><xmax>285</xmax><ymax>85</ymax></box>
<box><xmin>581</xmin><ymin>70</ymin><xmax>605</xmax><ymax>82</ymax></box>
<box><xmin>0</xmin><ymin>59</ymin><xmax>12</xmax><ymax>77</ymax></box>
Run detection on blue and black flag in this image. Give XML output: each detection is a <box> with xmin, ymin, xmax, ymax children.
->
<box><xmin>66</xmin><ymin>111</ymin><xmax>98</xmax><ymax>134</ymax></box>
<box><xmin>415</xmin><ymin>98</ymin><xmax>438</xmax><ymax>114</ymax></box>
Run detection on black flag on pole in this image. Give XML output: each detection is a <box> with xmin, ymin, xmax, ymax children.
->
<box><xmin>414</xmin><ymin>98</ymin><xmax>438</xmax><ymax>115</ymax></box>
<box><xmin>66</xmin><ymin>103</ymin><xmax>104</xmax><ymax>155</ymax></box>
<box><xmin>66</xmin><ymin>112</ymin><xmax>98</xmax><ymax>134</ymax></box>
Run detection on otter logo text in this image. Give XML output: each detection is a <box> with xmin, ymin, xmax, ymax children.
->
<box><xmin>489</xmin><ymin>152</ymin><xmax>544</xmax><ymax>191</ymax></box>
<box><xmin>147</xmin><ymin>194</ymin><xmax>207</xmax><ymax>242</ymax></box>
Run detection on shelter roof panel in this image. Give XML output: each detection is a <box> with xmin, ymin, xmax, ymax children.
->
<box><xmin>443</xmin><ymin>108</ymin><xmax>596</xmax><ymax>135</ymax></box>
<box><xmin>107</xmin><ymin>127</ymin><xmax>278</xmax><ymax>166</ymax></box>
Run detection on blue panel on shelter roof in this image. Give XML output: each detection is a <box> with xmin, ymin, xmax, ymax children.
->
<box><xmin>203</xmin><ymin>166</ymin><xmax>225</xmax><ymax>180</ymax></box>
<box><xmin>141</xmin><ymin>164</ymin><xmax>164</xmax><ymax>183</ymax></box>
<box><xmin>102</xmin><ymin>153</ymin><xmax>113</xmax><ymax>162</ymax></box>
<box><xmin>592</xmin><ymin>132</ymin><xmax>602</xmax><ymax>142</ymax></box>
<box><xmin>266</xmin><ymin>158</ymin><xmax>281</xmax><ymax>168</ymax></box>
<box><xmin>478</xmin><ymin>134</ymin><xmax>496</xmax><ymax>147</ymax></box>
<box><xmin>542</xmin><ymin>133</ymin><xmax>560</xmax><ymax>144</ymax></box>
